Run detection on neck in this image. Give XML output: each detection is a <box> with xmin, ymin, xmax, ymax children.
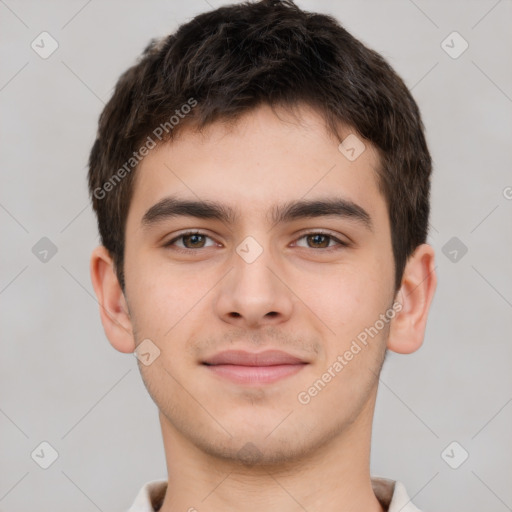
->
<box><xmin>158</xmin><ymin>390</ymin><xmax>384</xmax><ymax>512</ymax></box>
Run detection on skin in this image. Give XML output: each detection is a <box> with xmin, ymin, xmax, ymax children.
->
<box><xmin>90</xmin><ymin>103</ymin><xmax>436</xmax><ymax>512</ymax></box>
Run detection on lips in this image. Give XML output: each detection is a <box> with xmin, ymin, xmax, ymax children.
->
<box><xmin>203</xmin><ymin>349</ymin><xmax>306</xmax><ymax>366</ymax></box>
<box><xmin>202</xmin><ymin>350</ymin><xmax>308</xmax><ymax>385</ymax></box>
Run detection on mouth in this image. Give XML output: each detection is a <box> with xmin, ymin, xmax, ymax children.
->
<box><xmin>202</xmin><ymin>349</ymin><xmax>309</xmax><ymax>385</ymax></box>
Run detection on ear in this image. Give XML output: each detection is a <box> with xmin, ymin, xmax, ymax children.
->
<box><xmin>387</xmin><ymin>243</ymin><xmax>437</xmax><ymax>354</ymax></box>
<box><xmin>90</xmin><ymin>245</ymin><xmax>135</xmax><ymax>354</ymax></box>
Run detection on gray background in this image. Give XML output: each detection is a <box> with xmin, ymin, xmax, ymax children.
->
<box><xmin>1</xmin><ymin>0</ymin><xmax>511</xmax><ymax>510</ymax></box>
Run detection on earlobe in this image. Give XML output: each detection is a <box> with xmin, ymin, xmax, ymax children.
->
<box><xmin>387</xmin><ymin>244</ymin><xmax>437</xmax><ymax>354</ymax></box>
<box><xmin>89</xmin><ymin>245</ymin><xmax>135</xmax><ymax>354</ymax></box>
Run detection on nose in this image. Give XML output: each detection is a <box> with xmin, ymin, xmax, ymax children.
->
<box><xmin>214</xmin><ymin>241</ymin><xmax>294</xmax><ymax>329</ymax></box>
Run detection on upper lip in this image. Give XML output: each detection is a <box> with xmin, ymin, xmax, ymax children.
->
<box><xmin>203</xmin><ymin>350</ymin><xmax>308</xmax><ymax>366</ymax></box>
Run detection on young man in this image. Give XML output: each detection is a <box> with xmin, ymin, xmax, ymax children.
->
<box><xmin>88</xmin><ymin>1</ymin><xmax>436</xmax><ymax>510</ymax></box>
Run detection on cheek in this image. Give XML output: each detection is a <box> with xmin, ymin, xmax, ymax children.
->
<box><xmin>312</xmin><ymin>260</ymin><xmax>393</xmax><ymax>351</ymax></box>
<box><xmin>124</xmin><ymin>255</ymin><xmax>176</xmax><ymax>335</ymax></box>
<box><xmin>125</xmin><ymin>251</ymin><xmax>219</xmax><ymax>340</ymax></box>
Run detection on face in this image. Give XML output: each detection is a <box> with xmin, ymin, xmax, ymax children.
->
<box><xmin>122</xmin><ymin>104</ymin><xmax>397</xmax><ymax>464</ymax></box>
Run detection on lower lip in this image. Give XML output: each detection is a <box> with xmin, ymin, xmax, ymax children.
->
<box><xmin>204</xmin><ymin>364</ymin><xmax>307</xmax><ymax>385</ymax></box>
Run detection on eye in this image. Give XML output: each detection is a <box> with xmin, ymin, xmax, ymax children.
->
<box><xmin>164</xmin><ymin>231</ymin><xmax>217</xmax><ymax>250</ymax></box>
<box><xmin>163</xmin><ymin>230</ymin><xmax>349</xmax><ymax>252</ymax></box>
<box><xmin>294</xmin><ymin>232</ymin><xmax>348</xmax><ymax>250</ymax></box>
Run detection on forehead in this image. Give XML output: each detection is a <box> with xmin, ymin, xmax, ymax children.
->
<box><xmin>126</xmin><ymin>103</ymin><xmax>386</xmax><ymax>230</ymax></box>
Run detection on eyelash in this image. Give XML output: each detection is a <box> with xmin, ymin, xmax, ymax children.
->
<box><xmin>164</xmin><ymin>230</ymin><xmax>349</xmax><ymax>253</ymax></box>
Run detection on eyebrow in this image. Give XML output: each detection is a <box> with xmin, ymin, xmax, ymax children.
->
<box><xmin>141</xmin><ymin>195</ymin><xmax>373</xmax><ymax>232</ymax></box>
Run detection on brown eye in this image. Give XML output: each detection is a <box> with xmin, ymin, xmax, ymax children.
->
<box><xmin>165</xmin><ymin>231</ymin><xmax>216</xmax><ymax>250</ymax></box>
<box><xmin>295</xmin><ymin>232</ymin><xmax>348</xmax><ymax>250</ymax></box>
<box><xmin>306</xmin><ymin>234</ymin><xmax>331</xmax><ymax>248</ymax></box>
<box><xmin>182</xmin><ymin>233</ymin><xmax>207</xmax><ymax>248</ymax></box>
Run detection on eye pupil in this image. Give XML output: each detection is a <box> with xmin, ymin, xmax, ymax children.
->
<box><xmin>184</xmin><ymin>234</ymin><xmax>205</xmax><ymax>248</ymax></box>
<box><xmin>308</xmin><ymin>234</ymin><xmax>329</xmax><ymax>248</ymax></box>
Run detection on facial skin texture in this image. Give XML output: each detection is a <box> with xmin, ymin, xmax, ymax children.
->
<box><xmin>91</xmin><ymin>104</ymin><xmax>437</xmax><ymax>512</ymax></box>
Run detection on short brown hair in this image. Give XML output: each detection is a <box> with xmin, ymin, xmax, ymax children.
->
<box><xmin>88</xmin><ymin>0</ymin><xmax>432</xmax><ymax>293</ymax></box>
